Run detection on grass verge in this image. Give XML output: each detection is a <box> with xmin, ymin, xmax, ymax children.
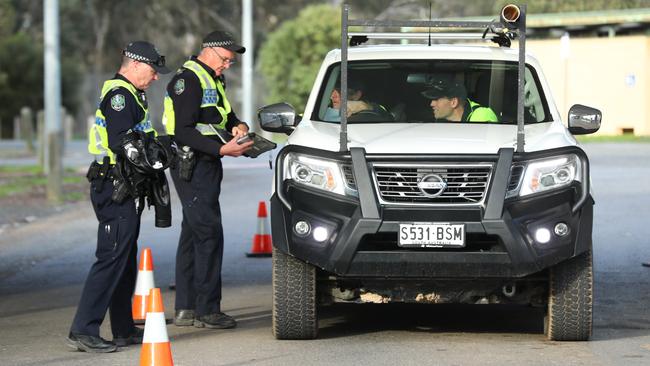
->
<box><xmin>0</xmin><ymin>165</ymin><xmax>85</xmax><ymax>200</ymax></box>
<box><xmin>576</xmin><ymin>135</ymin><xmax>650</xmax><ymax>143</ymax></box>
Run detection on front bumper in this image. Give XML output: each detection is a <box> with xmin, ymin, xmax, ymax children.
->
<box><xmin>271</xmin><ymin>146</ymin><xmax>593</xmax><ymax>278</ymax></box>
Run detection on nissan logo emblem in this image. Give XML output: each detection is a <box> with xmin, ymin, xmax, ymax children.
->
<box><xmin>417</xmin><ymin>174</ymin><xmax>447</xmax><ymax>197</ymax></box>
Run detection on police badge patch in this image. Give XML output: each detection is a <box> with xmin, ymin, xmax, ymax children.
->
<box><xmin>111</xmin><ymin>94</ymin><xmax>126</xmax><ymax>111</ymax></box>
<box><xmin>174</xmin><ymin>79</ymin><xmax>185</xmax><ymax>95</ymax></box>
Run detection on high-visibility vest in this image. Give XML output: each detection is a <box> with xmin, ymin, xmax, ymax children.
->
<box><xmin>466</xmin><ymin>99</ymin><xmax>499</xmax><ymax>122</ymax></box>
<box><xmin>88</xmin><ymin>79</ymin><xmax>154</xmax><ymax>164</ymax></box>
<box><xmin>162</xmin><ymin>60</ymin><xmax>231</xmax><ymax>136</ymax></box>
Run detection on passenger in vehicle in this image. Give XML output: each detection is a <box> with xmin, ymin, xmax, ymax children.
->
<box><xmin>323</xmin><ymin>79</ymin><xmax>391</xmax><ymax>122</ymax></box>
<box><xmin>422</xmin><ymin>79</ymin><xmax>498</xmax><ymax>123</ymax></box>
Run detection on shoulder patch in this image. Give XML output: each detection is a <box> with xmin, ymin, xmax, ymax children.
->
<box><xmin>174</xmin><ymin>79</ymin><xmax>185</xmax><ymax>95</ymax></box>
<box><xmin>111</xmin><ymin>94</ymin><xmax>126</xmax><ymax>111</ymax></box>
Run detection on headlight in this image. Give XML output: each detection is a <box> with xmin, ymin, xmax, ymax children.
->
<box><xmin>518</xmin><ymin>154</ymin><xmax>582</xmax><ymax>197</ymax></box>
<box><xmin>283</xmin><ymin>153</ymin><xmax>353</xmax><ymax>196</ymax></box>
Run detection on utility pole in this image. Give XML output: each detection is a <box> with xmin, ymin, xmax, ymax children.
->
<box><xmin>242</xmin><ymin>0</ymin><xmax>254</xmax><ymax>129</ymax></box>
<box><xmin>44</xmin><ymin>0</ymin><xmax>63</xmax><ymax>202</ymax></box>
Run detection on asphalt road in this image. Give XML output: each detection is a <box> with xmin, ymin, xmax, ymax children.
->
<box><xmin>0</xmin><ymin>142</ymin><xmax>649</xmax><ymax>365</ymax></box>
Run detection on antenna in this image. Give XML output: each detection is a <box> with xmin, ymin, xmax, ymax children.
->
<box><xmin>340</xmin><ymin>3</ymin><xmax>526</xmax><ymax>152</ymax></box>
<box><xmin>428</xmin><ymin>2</ymin><xmax>432</xmax><ymax>46</ymax></box>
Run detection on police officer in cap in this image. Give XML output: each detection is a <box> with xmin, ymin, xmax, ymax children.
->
<box><xmin>67</xmin><ymin>41</ymin><xmax>171</xmax><ymax>353</ymax></box>
<box><xmin>163</xmin><ymin>31</ymin><xmax>252</xmax><ymax>329</ymax></box>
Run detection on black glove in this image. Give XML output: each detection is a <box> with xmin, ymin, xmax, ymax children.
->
<box><xmin>119</xmin><ymin>131</ymin><xmax>172</xmax><ymax>176</ymax></box>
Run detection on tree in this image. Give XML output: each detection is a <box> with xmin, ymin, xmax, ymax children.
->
<box><xmin>0</xmin><ymin>33</ymin><xmax>43</xmax><ymax>135</ymax></box>
<box><xmin>0</xmin><ymin>1</ymin><xmax>15</xmax><ymax>37</ymax></box>
<box><xmin>0</xmin><ymin>1</ymin><xmax>82</xmax><ymax>138</ymax></box>
<box><xmin>259</xmin><ymin>4</ymin><xmax>341</xmax><ymax>109</ymax></box>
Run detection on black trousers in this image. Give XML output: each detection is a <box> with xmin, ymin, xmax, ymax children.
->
<box><xmin>171</xmin><ymin>157</ymin><xmax>224</xmax><ymax>316</ymax></box>
<box><xmin>70</xmin><ymin>176</ymin><xmax>140</xmax><ymax>337</ymax></box>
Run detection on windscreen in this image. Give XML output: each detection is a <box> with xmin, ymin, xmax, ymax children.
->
<box><xmin>312</xmin><ymin>60</ymin><xmax>551</xmax><ymax>124</ymax></box>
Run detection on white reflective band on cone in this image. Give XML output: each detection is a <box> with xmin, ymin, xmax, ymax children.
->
<box><xmin>257</xmin><ymin>216</ymin><xmax>267</xmax><ymax>235</ymax></box>
<box><xmin>142</xmin><ymin>312</ymin><xmax>169</xmax><ymax>343</ymax></box>
<box><xmin>134</xmin><ymin>271</ymin><xmax>155</xmax><ymax>296</ymax></box>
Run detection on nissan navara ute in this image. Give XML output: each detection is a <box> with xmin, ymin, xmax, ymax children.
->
<box><xmin>258</xmin><ymin>4</ymin><xmax>602</xmax><ymax>341</ymax></box>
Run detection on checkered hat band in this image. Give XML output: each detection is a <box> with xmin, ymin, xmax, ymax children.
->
<box><xmin>202</xmin><ymin>41</ymin><xmax>234</xmax><ymax>48</ymax></box>
<box><xmin>124</xmin><ymin>51</ymin><xmax>152</xmax><ymax>63</ymax></box>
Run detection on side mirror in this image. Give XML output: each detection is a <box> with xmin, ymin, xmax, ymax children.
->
<box><xmin>568</xmin><ymin>104</ymin><xmax>602</xmax><ymax>135</ymax></box>
<box><xmin>257</xmin><ymin>102</ymin><xmax>298</xmax><ymax>135</ymax></box>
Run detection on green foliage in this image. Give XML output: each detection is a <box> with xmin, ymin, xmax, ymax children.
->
<box><xmin>0</xmin><ymin>2</ymin><xmax>81</xmax><ymax>135</ymax></box>
<box><xmin>0</xmin><ymin>0</ymin><xmax>16</xmax><ymax>37</ymax></box>
<box><xmin>259</xmin><ymin>4</ymin><xmax>340</xmax><ymax>109</ymax></box>
<box><xmin>0</xmin><ymin>32</ymin><xmax>44</xmax><ymax>125</ymax></box>
<box><xmin>61</xmin><ymin>56</ymin><xmax>82</xmax><ymax>118</ymax></box>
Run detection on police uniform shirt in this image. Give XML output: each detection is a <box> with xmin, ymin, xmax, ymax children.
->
<box><xmin>166</xmin><ymin>57</ymin><xmax>245</xmax><ymax>157</ymax></box>
<box><xmin>101</xmin><ymin>74</ymin><xmax>147</xmax><ymax>155</ymax></box>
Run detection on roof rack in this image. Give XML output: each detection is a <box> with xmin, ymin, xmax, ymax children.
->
<box><xmin>339</xmin><ymin>3</ymin><xmax>528</xmax><ymax>153</ymax></box>
<box><xmin>347</xmin><ymin>18</ymin><xmax>517</xmax><ymax>47</ymax></box>
<box><xmin>349</xmin><ymin>32</ymin><xmax>515</xmax><ymax>47</ymax></box>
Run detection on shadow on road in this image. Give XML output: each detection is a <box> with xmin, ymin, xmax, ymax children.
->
<box><xmin>318</xmin><ymin>303</ymin><xmax>545</xmax><ymax>339</ymax></box>
<box><xmin>318</xmin><ymin>302</ymin><xmax>650</xmax><ymax>342</ymax></box>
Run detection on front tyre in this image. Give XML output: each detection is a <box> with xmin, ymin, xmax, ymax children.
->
<box><xmin>272</xmin><ymin>247</ymin><xmax>318</xmax><ymax>339</ymax></box>
<box><xmin>546</xmin><ymin>249</ymin><xmax>594</xmax><ymax>341</ymax></box>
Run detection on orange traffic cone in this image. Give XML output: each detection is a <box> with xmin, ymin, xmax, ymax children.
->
<box><xmin>140</xmin><ymin>288</ymin><xmax>173</xmax><ymax>366</ymax></box>
<box><xmin>246</xmin><ymin>201</ymin><xmax>272</xmax><ymax>257</ymax></box>
<box><xmin>133</xmin><ymin>248</ymin><xmax>156</xmax><ymax>325</ymax></box>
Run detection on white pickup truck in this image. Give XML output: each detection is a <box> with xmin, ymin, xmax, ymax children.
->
<box><xmin>258</xmin><ymin>4</ymin><xmax>602</xmax><ymax>341</ymax></box>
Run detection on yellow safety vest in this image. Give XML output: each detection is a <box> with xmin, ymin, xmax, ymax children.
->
<box><xmin>162</xmin><ymin>60</ymin><xmax>232</xmax><ymax>136</ymax></box>
<box><xmin>88</xmin><ymin>79</ymin><xmax>154</xmax><ymax>164</ymax></box>
<box><xmin>465</xmin><ymin>99</ymin><xmax>499</xmax><ymax>123</ymax></box>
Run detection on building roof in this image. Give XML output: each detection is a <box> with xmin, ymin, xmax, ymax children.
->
<box><xmin>460</xmin><ymin>8</ymin><xmax>650</xmax><ymax>36</ymax></box>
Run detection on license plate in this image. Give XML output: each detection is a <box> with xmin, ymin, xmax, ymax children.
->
<box><xmin>398</xmin><ymin>223</ymin><xmax>465</xmax><ymax>247</ymax></box>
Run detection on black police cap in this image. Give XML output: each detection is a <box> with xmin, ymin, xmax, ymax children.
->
<box><xmin>421</xmin><ymin>79</ymin><xmax>467</xmax><ymax>100</ymax></box>
<box><xmin>122</xmin><ymin>41</ymin><xmax>171</xmax><ymax>74</ymax></box>
<box><xmin>202</xmin><ymin>31</ymin><xmax>246</xmax><ymax>54</ymax></box>
<box><xmin>334</xmin><ymin>78</ymin><xmax>365</xmax><ymax>93</ymax></box>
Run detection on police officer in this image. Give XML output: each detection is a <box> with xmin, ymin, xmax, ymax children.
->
<box><xmin>423</xmin><ymin>79</ymin><xmax>499</xmax><ymax>122</ymax></box>
<box><xmin>163</xmin><ymin>31</ymin><xmax>252</xmax><ymax>329</ymax></box>
<box><xmin>67</xmin><ymin>41</ymin><xmax>170</xmax><ymax>353</ymax></box>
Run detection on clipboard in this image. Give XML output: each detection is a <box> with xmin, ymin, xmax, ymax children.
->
<box><xmin>214</xmin><ymin>129</ymin><xmax>277</xmax><ymax>158</ymax></box>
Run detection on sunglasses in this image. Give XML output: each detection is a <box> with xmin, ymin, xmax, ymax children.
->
<box><xmin>210</xmin><ymin>48</ymin><xmax>236</xmax><ymax>65</ymax></box>
<box><xmin>144</xmin><ymin>55</ymin><xmax>166</xmax><ymax>68</ymax></box>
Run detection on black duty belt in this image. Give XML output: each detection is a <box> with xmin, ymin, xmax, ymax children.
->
<box><xmin>86</xmin><ymin>157</ymin><xmax>116</xmax><ymax>182</ymax></box>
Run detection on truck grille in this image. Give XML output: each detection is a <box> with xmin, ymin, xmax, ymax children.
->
<box><xmin>372</xmin><ymin>163</ymin><xmax>493</xmax><ymax>205</ymax></box>
<box><xmin>341</xmin><ymin>165</ymin><xmax>356</xmax><ymax>190</ymax></box>
<box><xmin>507</xmin><ymin>164</ymin><xmax>525</xmax><ymax>191</ymax></box>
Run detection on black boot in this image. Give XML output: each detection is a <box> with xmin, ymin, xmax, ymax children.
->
<box><xmin>194</xmin><ymin>312</ymin><xmax>237</xmax><ymax>329</ymax></box>
<box><xmin>174</xmin><ymin>309</ymin><xmax>195</xmax><ymax>326</ymax></box>
<box><xmin>66</xmin><ymin>332</ymin><xmax>118</xmax><ymax>353</ymax></box>
<box><xmin>113</xmin><ymin>327</ymin><xmax>144</xmax><ymax>347</ymax></box>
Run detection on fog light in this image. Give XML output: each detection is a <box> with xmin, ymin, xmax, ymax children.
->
<box><xmin>313</xmin><ymin>226</ymin><xmax>329</xmax><ymax>242</ymax></box>
<box><xmin>554</xmin><ymin>222</ymin><xmax>569</xmax><ymax>237</ymax></box>
<box><xmin>294</xmin><ymin>220</ymin><xmax>311</xmax><ymax>236</ymax></box>
<box><xmin>535</xmin><ymin>228</ymin><xmax>551</xmax><ymax>243</ymax></box>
